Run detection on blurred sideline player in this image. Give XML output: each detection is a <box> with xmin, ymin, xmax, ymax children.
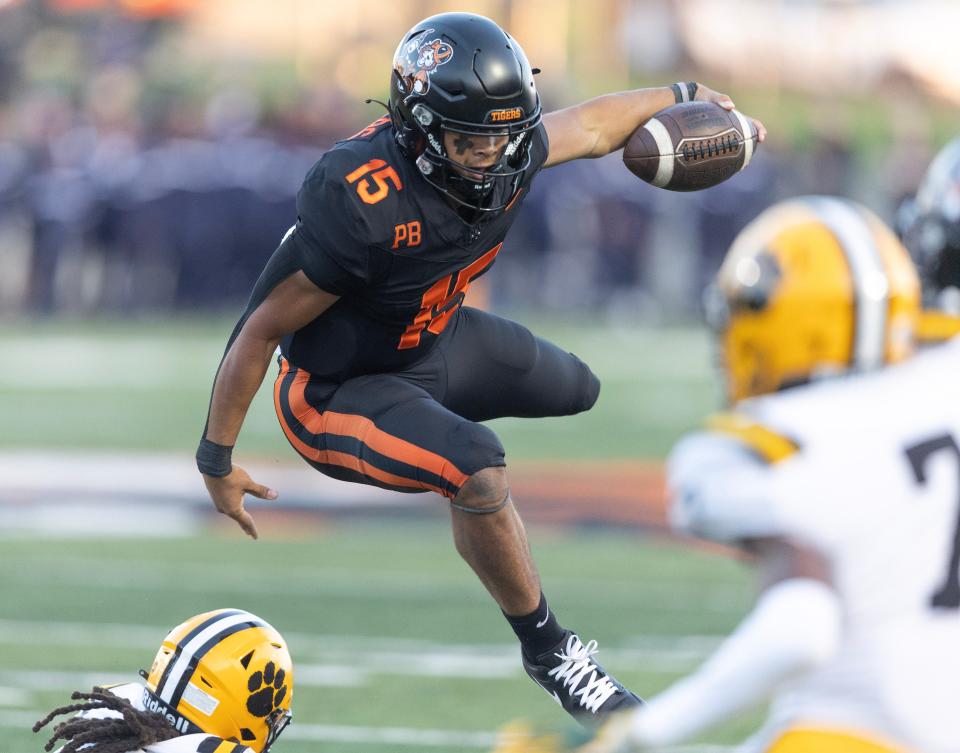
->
<box><xmin>898</xmin><ymin>137</ymin><xmax>960</xmax><ymax>342</ymax></box>
<box><xmin>194</xmin><ymin>11</ymin><xmax>764</xmax><ymax>725</ymax></box>
<box><xmin>500</xmin><ymin>196</ymin><xmax>960</xmax><ymax>753</ymax></box>
<box><xmin>34</xmin><ymin>609</ymin><xmax>292</xmax><ymax>753</ymax></box>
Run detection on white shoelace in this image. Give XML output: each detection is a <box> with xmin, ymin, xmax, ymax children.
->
<box><xmin>546</xmin><ymin>634</ymin><xmax>619</xmax><ymax>713</ymax></box>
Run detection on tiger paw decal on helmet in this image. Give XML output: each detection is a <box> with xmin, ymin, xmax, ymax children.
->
<box><xmin>246</xmin><ymin>661</ymin><xmax>287</xmax><ymax>718</ymax></box>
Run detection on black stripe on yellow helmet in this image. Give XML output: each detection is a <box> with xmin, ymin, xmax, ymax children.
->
<box><xmin>154</xmin><ymin>609</ymin><xmax>246</xmax><ymax>700</ymax></box>
<box><xmin>146</xmin><ymin>609</ymin><xmax>293</xmax><ymax>753</ymax></box>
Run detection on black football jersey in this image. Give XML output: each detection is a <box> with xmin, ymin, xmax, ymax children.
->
<box><xmin>270</xmin><ymin>116</ymin><xmax>549</xmax><ymax>381</ymax></box>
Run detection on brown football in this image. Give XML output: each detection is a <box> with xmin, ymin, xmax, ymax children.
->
<box><xmin>623</xmin><ymin>101</ymin><xmax>759</xmax><ymax>192</ymax></box>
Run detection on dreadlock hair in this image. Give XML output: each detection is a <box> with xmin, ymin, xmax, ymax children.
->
<box><xmin>33</xmin><ymin>687</ymin><xmax>181</xmax><ymax>753</ymax></box>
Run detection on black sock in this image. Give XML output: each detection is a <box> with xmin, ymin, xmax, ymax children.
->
<box><xmin>504</xmin><ymin>592</ymin><xmax>566</xmax><ymax>660</ymax></box>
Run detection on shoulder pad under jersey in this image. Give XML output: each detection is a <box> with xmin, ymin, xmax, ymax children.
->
<box><xmin>703</xmin><ymin>411</ymin><xmax>800</xmax><ymax>464</ymax></box>
<box><xmin>104</xmin><ymin>681</ymin><xmax>145</xmax><ymax>708</ymax></box>
<box><xmin>307</xmin><ymin>136</ymin><xmax>408</xmax><ymax>248</ymax></box>
<box><xmin>667</xmin><ymin>428</ymin><xmax>785</xmax><ymax>543</ymax></box>
<box><xmin>294</xmin><ymin>145</ymin><xmax>404</xmax><ymax>295</ymax></box>
<box><xmin>69</xmin><ymin>682</ymin><xmax>144</xmax><ymax>724</ymax></box>
<box><xmin>917</xmin><ymin>309</ymin><xmax>960</xmax><ymax>344</ymax></box>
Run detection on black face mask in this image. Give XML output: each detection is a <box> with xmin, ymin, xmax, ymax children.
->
<box><xmin>415</xmin><ymin>128</ymin><xmax>533</xmax><ymax>225</ymax></box>
<box><xmin>444</xmin><ymin>160</ymin><xmax>498</xmax><ymax>202</ymax></box>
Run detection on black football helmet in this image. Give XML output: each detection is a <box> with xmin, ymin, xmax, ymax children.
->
<box><xmin>898</xmin><ymin>138</ymin><xmax>960</xmax><ymax>311</ymax></box>
<box><xmin>389</xmin><ymin>13</ymin><xmax>542</xmax><ymax>222</ymax></box>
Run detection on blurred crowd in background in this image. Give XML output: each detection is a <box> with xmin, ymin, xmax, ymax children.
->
<box><xmin>1</xmin><ymin>0</ymin><xmax>957</xmax><ymax>320</ymax></box>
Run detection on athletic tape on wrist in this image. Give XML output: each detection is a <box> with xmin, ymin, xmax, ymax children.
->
<box><xmin>672</xmin><ymin>82</ymin><xmax>698</xmax><ymax>104</ymax></box>
<box><xmin>196</xmin><ymin>438</ymin><xmax>234</xmax><ymax>477</ymax></box>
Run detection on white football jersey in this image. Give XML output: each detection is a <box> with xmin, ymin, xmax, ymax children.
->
<box><xmin>61</xmin><ymin>682</ymin><xmax>254</xmax><ymax>753</ymax></box>
<box><xmin>668</xmin><ymin>338</ymin><xmax>960</xmax><ymax>753</ymax></box>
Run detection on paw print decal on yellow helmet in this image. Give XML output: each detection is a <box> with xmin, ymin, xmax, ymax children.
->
<box><xmin>144</xmin><ymin>609</ymin><xmax>293</xmax><ymax>753</ymax></box>
<box><xmin>247</xmin><ymin>661</ymin><xmax>287</xmax><ymax>718</ymax></box>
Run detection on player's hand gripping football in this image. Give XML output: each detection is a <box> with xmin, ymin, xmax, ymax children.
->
<box><xmin>694</xmin><ymin>83</ymin><xmax>767</xmax><ymax>144</ymax></box>
<box><xmin>203</xmin><ymin>466</ymin><xmax>278</xmax><ymax>540</ymax></box>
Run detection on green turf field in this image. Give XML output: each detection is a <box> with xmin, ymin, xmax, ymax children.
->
<box><xmin>0</xmin><ymin>316</ymin><xmax>760</xmax><ymax>751</ymax></box>
<box><xmin>0</xmin><ymin>316</ymin><xmax>720</xmax><ymax>459</ymax></box>
<box><xmin>0</xmin><ymin>523</ymin><xmax>763</xmax><ymax>753</ymax></box>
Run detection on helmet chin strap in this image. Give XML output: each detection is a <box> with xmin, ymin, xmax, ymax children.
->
<box><xmin>446</xmin><ymin>169</ymin><xmax>495</xmax><ymax>201</ymax></box>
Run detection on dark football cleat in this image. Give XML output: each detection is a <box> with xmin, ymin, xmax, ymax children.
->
<box><xmin>521</xmin><ymin>631</ymin><xmax>643</xmax><ymax>727</ymax></box>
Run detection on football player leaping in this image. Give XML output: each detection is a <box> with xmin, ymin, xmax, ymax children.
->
<box><xmin>195</xmin><ymin>12</ymin><xmax>764</xmax><ymax>725</ymax></box>
<box><xmin>562</xmin><ymin>197</ymin><xmax>960</xmax><ymax>753</ymax></box>
<box><xmin>34</xmin><ymin>609</ymin><xmax>293</xmax><ymax>753</ymax></box>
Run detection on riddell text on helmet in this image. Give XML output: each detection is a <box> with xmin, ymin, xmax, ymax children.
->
<box><xmin>141</xmin><ymin>688</ymin><xmax>192</xmax><ymax>735</ymax></box>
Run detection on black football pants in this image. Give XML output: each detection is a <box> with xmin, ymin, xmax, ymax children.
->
<box><xmin>273</xmin><ymin>307</ymin><xmax>599</xmax><ymax>498</ymax></box>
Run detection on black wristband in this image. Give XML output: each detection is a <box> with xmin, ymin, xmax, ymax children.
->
<box><xmin>197</xmin><ymin>438</ymin><xmax>234</xmax><ymax>477</ymax></box>
<box><xmin>672</xmin><ymin>81</ymin><xmax>698</xmax><ymax>104</ymax></box>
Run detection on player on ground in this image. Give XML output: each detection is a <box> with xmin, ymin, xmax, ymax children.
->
<box><xmin>898</xmin><ymin>137</ymin><xmax>960</xmax><ymax>342</ymax></box>
<box><xmin>556</xmin><ymin>196</ymin><xmax>960</xmax><ymax>752</ymax></box>
<box><xmin>195</xmin><ymin>11</ymin><xmax>764</xmax><ymax>725</ymax></box>
<box><xmin>34</xmin><ymin>609</ymin><xmax>293</xmax><ymax>753</ymax></box>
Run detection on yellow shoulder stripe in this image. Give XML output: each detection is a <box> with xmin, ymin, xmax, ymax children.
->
<box><xmin>705</xmin><ymin>412</ymin><xmax>799</xmax><ymax>464</ymax></box>
<box><xmin>917</xmin><ymin>309</ymin><xmax>960</xmax><ymax>344</ymax></box>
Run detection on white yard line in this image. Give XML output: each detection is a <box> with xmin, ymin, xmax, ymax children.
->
<box><xmin>0</xmin><ymin>709</ymin><xmax>734</xmax><ymax>751</ymax></box>
<box><xmin>0</xmin><ymin>619</ymin><xmax>722</xmax><ymax>677</ymax></box>
<box><xmin>0</xmin><ymin>709</ymin><xmax>41</xmax><ymax>727</ymax></box>
<box><xmin>0</xmin><ymin>451</ymin><xmax>412</xmax><ymax>507</ymax></box>
<box><xmin>0</xmin><ymin>687</ymin><xmax>31</xmax><ymax>707</ymax></box>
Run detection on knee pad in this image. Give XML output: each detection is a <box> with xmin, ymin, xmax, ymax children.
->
<box><xmin>450</xmin><ymin>489</ymin><xmax>510</xmax><ymax>515</ymax></box>
<box><xmin>450</xmin><ymin>465</ymin><xmax>510</xmax><ymax>514</ymax></box>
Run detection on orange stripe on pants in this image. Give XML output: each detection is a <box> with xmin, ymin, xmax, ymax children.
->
<box><xmin>273</xmin><ymin>359</ymin><xmax>469</xmax><ymax>497</ymax></box>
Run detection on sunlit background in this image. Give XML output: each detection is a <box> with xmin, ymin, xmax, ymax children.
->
<box><xmin>1</xmin><ymin>1</ymin><xmax>956</xmax><ymax>752</ymax></box>
<box><xmin>2</xmin><ymin>0</ymin><xmax>958</xmax><ymax>317</ymax></box>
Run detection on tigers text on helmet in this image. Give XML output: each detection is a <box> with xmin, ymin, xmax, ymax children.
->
<box><xmin>898</xmin><ymin>138</ymin><xmax>960</xmax><ymax>313</ymax></box>
<box><xmin>706</xmin><ymin>196</ymin><xmax>920</xmax><ymax>403</ymax></box>
<box><xmin>143</xmin><ymin>608</ymin><xmax>293</xmax><ymax>753</ymax></box>
<box><xmin>389</xmin><ymin>12</ymin><xmax>542</xmax><ymax>222</ymax></box>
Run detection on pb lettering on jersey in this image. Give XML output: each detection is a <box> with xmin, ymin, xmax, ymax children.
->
<box><xmin>279</xmin><ymin>116</ymin><xmax>549</xmax><ymax>381</ymax></box>
<box><xmin>667</xmin><ymin>338</ymin><xmax>960</xmax><ymax>753</ymax></box>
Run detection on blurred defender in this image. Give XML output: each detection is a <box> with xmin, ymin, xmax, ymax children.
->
<box><xmin>34</xmin><ymin>609</ymin><xmax>293</xmax><ymax>753</ymax></box>
<box><xmin>898</xmin><ymin>137</ymin><xmax>960</xmax><ymax>342</ymax></box>
<box><xmin>194</xmin><ymin>11</ymin><xmax>763</xmax><ymax>725</ymax></box>
<box><xmin>573</xmin><ymin>197</ymin><xmax>960</xmax><ymax>753</ymax></box>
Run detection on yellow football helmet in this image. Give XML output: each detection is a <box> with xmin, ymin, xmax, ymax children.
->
<box><xmin>708</xmin><ymin>196</ymin><xmax>920</xmax><ymax>402</ymax></box>
<box><xmin>142</xmin><ymin>608</ymin><xmax>293</xmax><ymax>752</ymax></box>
